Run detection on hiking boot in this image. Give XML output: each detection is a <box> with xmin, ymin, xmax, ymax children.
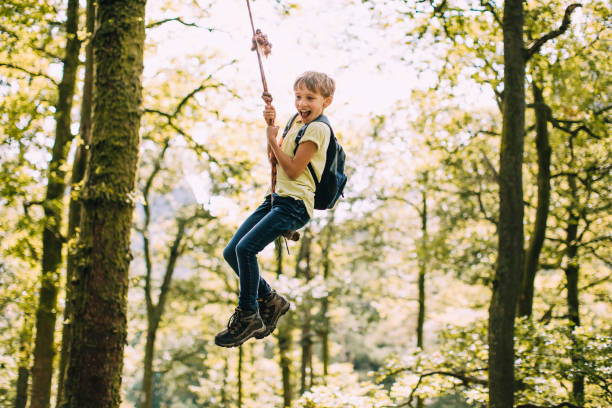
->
<box><xmin>215</xmin><ymin>307</ymin><xmax>265</xmax><ymax>348</ymax></box>
<box><xmin>254</xmin><ymin>290</ymin><xmax>290</xmax><ymax>339</ymax></box>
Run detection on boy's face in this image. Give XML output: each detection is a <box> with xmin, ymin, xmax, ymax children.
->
<box><xmin>294</xmin><ymin>84</ymin><xmax>333</xmax><ymax>124</ymax></box>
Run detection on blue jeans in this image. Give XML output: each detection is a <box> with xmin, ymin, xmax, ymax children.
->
<box><xmin>223</xmin><ymin>194</ymin><xmax>310</xmax><ymax>312</ymax></box>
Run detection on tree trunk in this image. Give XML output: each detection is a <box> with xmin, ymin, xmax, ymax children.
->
<box><xmin>565</xmin><ymin>172</ymin><xmax>584</xmax><ymax>405</ymax></box>
<box><xmin>278</xmin><ymin>321</ymin><xmax>293</xmax><ymax>407</ymax></box>
<box><xmin>300</xmin><ymin>311</ymin><xmax>313</xmax><ymax>393</ymax></box>
<box><xmin>221</xmin><ymin>357</ymin><xmax>229</xmax><ymax>407</ymax></box>
<box><xmin>488</xmin><ymin>1</ymin><xmax>525</xmax><ymax>408</ymax></box>
<box><xmin>61</xmin><ymin>0</ymin><xmax>145</xmax><ymax>405</ymax></box>
<box><xmin>416</xmin><ymin>183</ymin><xmax>428</xmax><ymax>408</ymax></box>
<box><xmin>15</xmin><ymin>367</ymin><xmax>29</xmax><ymax>408</ymax></box>
<box><xmin>238</xmin><ymin>346</ymin><xmax>243</xmax><ymax>408</ymax></box>
<box><xmin>30</xmin><ymin>0</ymin><xmax>80</xmax><ymax>406</ymax></box>
<box><xmin>56</xmin><ymin>1</ymin><xmax>95</xmax><ymax>406</ymax></box>
<box><xmin>320</xmin><ymin>213</ymin><xmax>334</xmax><ymax>379</ymax></box>
<box><xmin>518</xmin><ymin>83</ymin><xmax>551</xmax><ymax>318</ymax></box>
<box><xmin>298</xmin><ymin>229</ymin><xmax>313</xmax><ymax>394</ymax></box>
<box><xmin>140</xmin><ymin>214</ymin><xmax>189</xmax><ymax>408</ymax></box>
<box><xmin>140</xmin><ymin>328</ymin><xmax>157</xmax><ymax>408</ymax></box>
<box><xmin>15</xmin><ymin>317</ymin><xmax>33</xmax><ymax>408</ymax></box>
<box><xmin>275</xmin><ymin>238</ymin><xmax>293</xmax><ymax>407</ymax></box>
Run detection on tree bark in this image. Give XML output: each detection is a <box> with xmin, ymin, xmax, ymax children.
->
<box><xmin>140</xmin><ymin>328</ymin><xmax>157</xmax><ymax>408</ymax></box>
<box><xmin>15</xmin><ymin>367</ymin><xmax>29</xmax><ymax>408</ymax></box>
<box><xmin>298</xmin><ymin>229</ymin><xmax>314</xmax><ymax>394</ymax></box>
<box><xmin>518</xmin><ymin>83</ymin><xmax>552</xmax><ymax>318</ymax></box>
<box><xmin>238</xmin><ymin>346</ymin><xmax>243</xmax><ymax>407</ymax></box>
<box><xmin>275</xmin><ymin>238</ymin><xmax>293</xmax><ymax>407</ymax></box>
<box><xmin>221</xmin><ymin>357</ymin><xmax>229</xmax><ymax>407</ymax></box>
<box><xmin>416</xmin><ymin>182</ymin><xmax>428</xmax><ymax>408</ymax></box>
<box><xmin>30</xmin><ymin>0</ymin><xmax>80</xmax><ymax>406</ymax></box>
<box><xmin>56</xmin><ymin>1</ymin><xmax>95</xmax><ymax>406</ymax></box>
<box><xmin>320</xmin><ymin>212</ymin><xmax>334</xmax><ymax>379</ymax></box>
<box><xmin>15</xmin><ymin>317</ymin><xmax>33</xmax><ymax>408</ymax></box>
<box><xmin>488</xmin><ymin>1</ymin><xmax>525</xmax><ymax>407</ymax></box>
<box><xmin>61</xmin><ymin>0</ymin><xmax>146</xmax><ymax>406</ymax></box>
<box><xmin>565</xmin><ymin>171</ymin><xmax>584</xmax><ymax>406</ymax></box>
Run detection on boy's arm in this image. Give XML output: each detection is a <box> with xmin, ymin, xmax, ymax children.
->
<box><xmin>267</xmin><ymin>126</ymin><xmax>317</xmax><ymax>180</ymax></box>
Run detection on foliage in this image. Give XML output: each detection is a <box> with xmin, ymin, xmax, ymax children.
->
<box><xmin>374</xmin><ymin>319</ymin><xmax>612</xmax><ymax>408</ymax></box>
<box><xmin>0</xmin><ymin>0</ymin><xmax>610</xmax><ymax>407</ymax></box>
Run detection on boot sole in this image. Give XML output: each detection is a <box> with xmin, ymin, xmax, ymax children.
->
<box><xmin>215</xmin><ymin>325</ymin><xmax>266</xmax><ymax>348</ymax></box>
<box><xmin>254</xmin><ymin>301</ymin><xmax>290</xmax><ymax>339</ymax></box>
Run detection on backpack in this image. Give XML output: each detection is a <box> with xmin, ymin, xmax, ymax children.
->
<box><xmin>282</xmin><ymin>113</ymin><xmax>347</xmax><ymax>210</ymax></box>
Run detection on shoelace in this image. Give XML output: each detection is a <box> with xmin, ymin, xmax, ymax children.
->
<box><xmin>227</xmin><ymin>310</ymin><xmax>247</xmax><ymax>334</ymax></box>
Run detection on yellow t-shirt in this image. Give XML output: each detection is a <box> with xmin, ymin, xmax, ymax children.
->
<box><xmin>275</xmin><ymin>117</ymin><xmax>330</xmax><ymax>217</ymax></box>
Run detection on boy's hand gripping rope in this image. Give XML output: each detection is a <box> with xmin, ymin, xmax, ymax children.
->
<box><xmin>245</xmin><ymin>0</ymin><xmax>275</xmax><ymax>197</ymax></box>
<box><xmin>246</xmin><ymin>0</ymin><xmax>300</xmax><ymax>242</ymax></box>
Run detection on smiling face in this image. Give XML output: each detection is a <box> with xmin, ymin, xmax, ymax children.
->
<box><xmin>294</xmin><ymin>84</ymin><xmax>333</xmax><ymax>124</ymax></box>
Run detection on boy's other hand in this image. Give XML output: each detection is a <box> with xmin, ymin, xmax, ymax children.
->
<box><xmin>263</xmin><ymin>105</ymin><xmax>276</xmax><ymax>125</ymax></box>
<box><xmin>266</xmin><ymin>126</ymin><xmax>279</xmax><ymax>146</ymax></box>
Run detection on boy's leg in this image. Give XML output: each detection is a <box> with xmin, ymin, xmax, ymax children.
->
<box><xmin>217</xmin><ymin>198</ymin><xmax>273</xmax><ymax>348</ymax></box>
<box><xmin>235</xmin><ymin>196</ymin><xmax>310</xmax><ymax>312</ymax></box>
<box><xmin>215</xmin><ymin>196</ymin><xmax>308</xmax><ymax>348</ymax></box>
<box><xmin>222</xmin><ymin>196</ymin><xmax>273</xmax><ymax>298</ymax></box>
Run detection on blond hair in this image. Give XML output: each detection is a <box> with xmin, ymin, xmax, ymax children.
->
<box><xmin>293</xmin><ymin>71</ymin><xmax>335</xmax><ymax>98</ymax></box>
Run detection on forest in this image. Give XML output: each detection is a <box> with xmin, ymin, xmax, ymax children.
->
<box><xmin>0</xmin><ymin>0</ymin><xmax>610</xmax><ymax>407</ymax></box>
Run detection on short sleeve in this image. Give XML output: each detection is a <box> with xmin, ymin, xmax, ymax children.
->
<box><xmin>299</xmin><ymin>122</ymin><xmax>330</xmax><ymax>151</ymax></box>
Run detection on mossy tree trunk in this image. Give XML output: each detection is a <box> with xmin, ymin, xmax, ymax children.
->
<box><xmin>518</xmin><ymin>83</ymin><xmax>551</xmax><ymax>318</ymax></box>
<box><xmin>56</xmin><ymin>1</ymin><xmax>96</xmax><ymax>406</ymax></box>
<box><xmin>488</xmin><ymin>1</ymin><xmax>525</xmax><ymax>407</ymax></box>
<box><xmin>61</xmin><ymin>0</ymin><xmax>146</xmax><ymax>406</ymax></box>
<box><xmin>30</xmin><ymin>0</ymin><xmax>80</xmax><ymax>406</ymax></box>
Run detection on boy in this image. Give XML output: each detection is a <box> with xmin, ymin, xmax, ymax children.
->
<box><xmin>215</xmin><ymin>71</ymin><xmax>335</xmax><ymax>348</ymax></box>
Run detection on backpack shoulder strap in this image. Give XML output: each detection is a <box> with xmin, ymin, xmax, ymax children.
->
<box><xmin>282</xmin><ymin>113</ymin><xmax>300</xmax><ymax>139</ymax></box>
<box><xmin>293</xmin><ymin>115</ymin><xmax>334</xmax><ymax>152</ymax></box>
<box><xmin>293</xmin><ymin>115</ymin><xmax>335</xmax><ymax>185</ymax></box>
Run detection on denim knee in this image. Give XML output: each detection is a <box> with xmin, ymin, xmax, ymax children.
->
<box><xmin>235</xmin><ymin>238</ymin><xmax>255</xmax><ymax>259</ymax></box>
<box><xmin>223</xmin><ymin>243</ymin><xmax>236</xmax><ymax>265</ymax></box>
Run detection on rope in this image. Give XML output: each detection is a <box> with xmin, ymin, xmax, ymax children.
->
<box><xmin>245</xmin><ymin>1</ymin><xmax>300</xmax><ymax>244</ymax></box>
<box><xmin>245</xmin><ymin>0</ymin><xmax>272</xmax><ymax>104</ymax></box>
<box><xmin>245</xmin><ymin>0</ymin><xmax>277</xmax><ymax>208</ymax></box>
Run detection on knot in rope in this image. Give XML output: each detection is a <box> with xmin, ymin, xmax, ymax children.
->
<box><xmin>251</xmin><ymin>29</ymin><xmax>272</xmax><ymax>57</ymax></box>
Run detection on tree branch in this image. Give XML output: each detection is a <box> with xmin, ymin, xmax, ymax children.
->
<box><xmin>516</xmin><ymin>403</ymin><xmax>583</xmax><ymax>408</ymax></box>
<box><xmin>475</xmin><ymin>189</ymin><xmax>498</xmax><ymax>226</ymax></box>
<box><xmin>480</xmin><ymin>149</ymin><xmax>500</xmax><ymax>182</ymax></box>
<box><xmin>579</xmin><ymin>271</ymin><xmax>612</xmax><ymax>291</ymax></box>
<box><xmin>146</xmin><ymin>17</ymin><xmax>201</xmax><ymax>29</ymax></box>
<box><xmin>385</xmin><ymin>370</ymin><xmax>488</xmax><ymax>408</ymax></box>
<box><xmin>0</xmin><ymin>63</ymin><xmax>58</xmax><ymax>85</ymax></box>
<box><xmin>525</xmin><ymin>4</ymin><xmax>582</xmax><ymax>61</ymax></box>
<box><xmin>594</xmin><ymin>104</ymin><xmax>612</xmax><ymax>117</ymax></box>
<box><xmin>481</xmin><ymin>1</ymin><xmax>502</xmax><ymax>27</ymax></box>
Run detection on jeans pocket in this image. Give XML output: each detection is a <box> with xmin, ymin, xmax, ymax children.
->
<box><xmin>277</xmin><ymin>196</ymin><xmax>309</xmax><ymax>227</ymax></box>
<box><xmin>291</xmin><ymin>200</ymin><xmax>309</xmax><ymax>227</ymax></box>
